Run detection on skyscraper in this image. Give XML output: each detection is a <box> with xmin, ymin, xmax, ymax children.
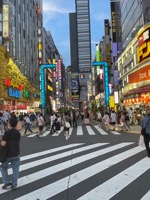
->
<box><xmin>69</xmin><ymin>0</ymin><xmax>92</xmax><ymax>103</ymax></box>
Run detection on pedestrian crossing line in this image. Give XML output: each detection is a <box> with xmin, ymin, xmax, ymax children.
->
<box><xmin>86</xmin><ymin>126</ymin><xmax>96</xmax><ymax>135</ymax></box>
<box><xmin>42</xmin><ymin>131</ymin><xmax>50</xmax><ymax>137</ymax></box>
<box><xmin>77</xmin><ymin>126</ymin><xmax>83</xmax><ymax>135</ymax></box>
<box><xmin>21</xmin><ymin>143</ymin><xmax>83</xmax><ymax>162</ymax></box>
<box><xmin>94</xmin><ymin>125</ymin><xmax>108</xmax><ymax>135</ymax></box>
<box><xmin>0</xmin><ymin>143</ymin><xmax>107</xmax><ymax>179</ymax></box>
<box><xmin>52</xmin><ymin>126</ymin><xmax>64</xmax><ymax>136</ymax></box>
<box><xmin>78</xmin><ymin>157</ymin><xmax>150</xmax><ymax>200</ymax></box>
<box><xmin>14</xmin><ymin>145</ymin><xmax>143</xmax><ymax>200</ymax></box>
<box><xmin>27</xmin><ymin>134</ymin><xmax>37</xmax><ymax>137</ymax></box>
<box><xmin>111</xmin><ymin>131</ymin><xmax>121</xmax><ymax>135</ymax></box>
<box><xmin>69</xmin><ymin>127</ymin><xmax>73</xmax><ymax>135</ymax></box>
<box><xmin>141</xmin><ymin>190</ymin><xmax>150</xmax><ymax>200</ymax></box>
<box><xmin>0</xmin><ymin>143</ymin><xmax>135</xmax><ymax>196</ymax></box>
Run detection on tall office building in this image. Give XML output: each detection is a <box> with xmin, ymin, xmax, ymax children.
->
<box><xmin>69</xmin><ymin>0</ymin><xmax>92</xmax><ymax>104</ymax></box>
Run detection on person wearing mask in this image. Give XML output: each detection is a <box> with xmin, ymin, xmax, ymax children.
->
<box><xmin>141</xmin><ymin>109</ymin><xmax>150</xmax><ymax>157</ymax></box>
<box><xmin>0</xmin><ymin>117</ymin><xmax>21</xmax><ymax>190</ymax></box>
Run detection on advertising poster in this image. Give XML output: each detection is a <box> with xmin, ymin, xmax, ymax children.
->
<box><xmin>71</xmin><ymin>74</ymin><xmax>79</xmax><ymax>102</ymax></box>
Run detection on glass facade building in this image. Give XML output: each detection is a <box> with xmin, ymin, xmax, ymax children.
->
<box><xmin>1</xmin><ymin>0</ymin><xmax>41</xmax><ymax>86</ymax></box>
<box><xmin>76</xmin><ymin>0</ymin><xmax>91</xmax><ymax>73</ymax></box>
<box><xmin>119</xmin><ymin>0</ymin><xmax>150</xmax><ymax>52</ymax></box>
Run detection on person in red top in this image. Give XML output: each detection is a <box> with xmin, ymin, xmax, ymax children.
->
<box><xmin>0</xmin><ymin>117</ymin><xmax>21</xmax><ymax>190</ymax></box>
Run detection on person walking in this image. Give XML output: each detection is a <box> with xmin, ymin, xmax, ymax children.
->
<box><xmin>128</xmin><ymin>107</ymin><xmax>133</xmax><ymax>125</ymax></box>
<box><xmin>0</xmin><ymin>117</ymin><xmax>21</xmax><ymax>190</ymax></box>
<box><xmin>24</xmin><ymin>114</ymin><xmax>33</xmax><ymax>135</ymax></box>
<box><xmin>3</xmin><ymin>110</ymin><xmax>10</xmax><ymax>130</ymax></box>
<box><xmin>141</xmin><ymin>109</ymin><xmax>150</xmax><ymax>157</ymax></box>
<box><xmin>97</xmin><ymin>110</ymin><xmax>102</xmax><ymax>127</ymax></box>
<box><xmin>50</xmin><ymin>113</ymin><xmax>56</xmax><ymax>134</ymax></box>
<box><xmin>63</xmin><ymin>112</ymin><xmax>71</xmax><ymax>140</ymax></box>
<box><xmin>37</xmin><ymin>113</ymin><xmax>45</xmax><ymax>137</ymax></box>
<box><xmin>110</xmin><ymin>110</ymin><xmax>117</xmax><ymax>130</ymax></box>
<box><xmin>0</xmin><ymin>112</ymin><xmax>7</xmax><ymax>139</ymax></box>
<box><xmin>72</xmin><ymin>111</ymin><xmax>77</xmax><ymax>128</ymax></box>
<box><xmin>102</xmin><ymin>111</ymin><xmax>110</xmax><ymax>131</ymax></box>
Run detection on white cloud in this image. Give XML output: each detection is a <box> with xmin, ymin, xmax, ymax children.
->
<box><xmin>92</xmin><ymin>12</ymin><xmax>110</xmax><ymax>21</ymax></box>
<box><xmin>43</xmin><ymin>1</ymin><xmax>73</xmax><ymax>15</ymax></box>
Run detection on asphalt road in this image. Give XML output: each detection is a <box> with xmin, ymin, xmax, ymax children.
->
<box><xmin>0</xmin><ymin>119</ymin><xmax>149</xmax><ymax>200</ymax></box>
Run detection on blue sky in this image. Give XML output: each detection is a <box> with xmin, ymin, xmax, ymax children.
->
<box><xmin>43</xmin><ymin>0</ymin><xmax>111</xmax><ymax>67</ymax></box>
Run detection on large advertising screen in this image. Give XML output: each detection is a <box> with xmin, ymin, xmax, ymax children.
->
<box><xmin>71</xmin><ymin>74</ymin><xmax>79</xmax><ymax>102</ymax></box>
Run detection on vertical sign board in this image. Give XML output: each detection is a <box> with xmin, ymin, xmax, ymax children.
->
<box><xmin>40</xmin><ymin>64</ymin><xmax>56</xmax><ymax>109</ymax></box>
<box><xmin>71</xmin><ymin>74</ymin><xmax>79</xmax><ymax>102</ymax></box>
<box><xmin>92</xmin><ymin>62</ymin><xmax>109</xmax><ymax>106</ymax></box>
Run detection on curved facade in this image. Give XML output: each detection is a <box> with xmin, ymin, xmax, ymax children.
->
<box><xmin>118</xmin><ymin>23</ymin><xmax>150</xmax><ymax>109</ymax></box>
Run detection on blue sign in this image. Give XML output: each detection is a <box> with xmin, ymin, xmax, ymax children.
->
<box><xmin>40</xmin><ymin>64</ymin><xmax>56</xmax><ymax>108</ymax></box>
<box><xmin>92</xmin><ymin>62</ymin><xmax>109</xmax><ymax>106</ymax></box>
<box><xmin>8</xmin><ymin>88</ymin><xmax>21</xmax><ymax>98</ymax></box>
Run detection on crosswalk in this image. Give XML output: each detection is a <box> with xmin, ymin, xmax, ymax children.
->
<box><xmin>26</xmin><ymin>125</ymin><xmax>122</xmax><ymax>138</ymax></box>
<box><xmin>0</xmin><ymin>142</ymin><xmax>149</xmax><ymax>200</ymax></box>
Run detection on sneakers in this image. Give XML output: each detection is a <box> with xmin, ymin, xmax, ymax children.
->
<box><xmin>2</xmin><ymin>182</ymin><xmax>12</xmax><ymax>189</ymax></box>
<box><xmin>11</xmin><ymin>185</ymin><xmax>17</xmax><ymax>190</ymax></box>
<box><xmin>66</xmin><ymin>135</ymin><xmax>70</xmax><ymax>140</ymax></box>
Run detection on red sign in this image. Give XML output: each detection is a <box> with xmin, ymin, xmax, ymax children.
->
<box><xmin>128</xmin><ymin>65</ymin><xmax>150</xmax><ymax>83</ymax></box>
<box><xmin>4</xmin><ymin>78</ymin><xmax>23</xmax><ymax>91</ymax></box>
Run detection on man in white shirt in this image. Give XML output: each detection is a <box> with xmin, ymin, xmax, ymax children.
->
<box><xmin>128</xmin><ymin>107</ymin><xmax>133</xmax><ymax>125</ymax></box>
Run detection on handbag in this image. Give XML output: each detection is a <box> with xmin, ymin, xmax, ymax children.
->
<box><xmin>0</xmin><ymin>145</ymin><xmax>7</xmax><ymax>163</ymax></box>
<box><xmin>138</xmin><ymin>135</ymin><xmax>145</xmax><ymax>148</ymax></box>
<box><xmin>65</xmin><ymin>121</ymin><xmax>70</xmax><ymax>128</ymax></box>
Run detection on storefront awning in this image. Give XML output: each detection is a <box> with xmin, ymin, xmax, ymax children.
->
<box><xmin>123</xmin><ymin>86</ymin><xmax>150</xmax><ymax>96</ymax></box>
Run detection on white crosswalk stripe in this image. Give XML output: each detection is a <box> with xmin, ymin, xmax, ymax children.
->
<box><xmin>0</xmin><ymin>142</ymin><xmax>148</xmax><ymax>200</ymax></box>
<box><xmin>141</xmin><ymin>191</ymin><xmax>150</xmax><ymax>200</ymax></box>
<box><xmin>26</xmin><ymin>125</ymin><xmax>122</xmax><ymax>138</ymax></box>
<box><xmin>77</xmin><ymin>126</ymin><xmax>83</xmax><ymax>135</ymax></box>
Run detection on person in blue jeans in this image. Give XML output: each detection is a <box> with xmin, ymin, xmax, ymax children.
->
<box><xmin>0</xmin><ymin>117</ymin><xmax>21</xmax><ymax>190</ymax></box>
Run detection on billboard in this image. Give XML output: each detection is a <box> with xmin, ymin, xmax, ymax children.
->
<box><xmin>71</xmin><ymin>74</ymin><xmax>79</xmax><ymax>102</ymax></box>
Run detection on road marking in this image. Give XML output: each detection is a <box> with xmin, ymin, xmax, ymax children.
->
<box><xmin>0</xmin><ymin>143</ymin><xmax>106</xmax><ymax>179</ymax></box>
<box><xmin>94</xmin><ymin>125</ymin><xmax>108</xmax><ymax>135</ymax></box>
<box><xmin>77</xmin><ymin>126</ymin><xmax>83</xmax><ymax>135</ymax></box>
<box><xmin>14</xmin><ymin>144</ymin><xmax>143</xmax><ymax>199</ymax></box>
<box><xmin>141</xmin><ymin>190</ymin><xmax>150</xmax><ymax>200</ymax></box>
<box><xmin>78</xmin><ymin>157</ymin><xmax>150</xmax><ymax>200</ymax></box>
<box><xmin>86</xmin><ymin>126</ymin><xmax>96</xmax><ymax>135</ymax></box>
<box><xmin>21</xmin><ymin>143</ymin><xmax>83</xmax><ymax>161</ymax></box>
<box><xmin>27</xmin><ymin>134</ymin><xmax>37</xmax><ymax>137</ymax></box>
<box><xmin>52</xmin><ymin>126</ymin><xmax>64</xmax><ymax>136</ymax></box>
<box><xmin>111</xmin><ymin>131</ymin><xmax>121</xmax><ymax>135</ymax></box>
<box><xmin>69</xmin><ymin>127</ymin><xmax>73</xmax><ymax>135</ymax></box>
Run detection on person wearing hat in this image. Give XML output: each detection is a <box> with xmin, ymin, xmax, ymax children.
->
<box><xmin>141</xmin><ymin>109</ymin><xmax>150</xmax><ymax>157</ymax></box>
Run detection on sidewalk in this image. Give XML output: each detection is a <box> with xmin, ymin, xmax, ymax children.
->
<box><xmin>115</xmin><ymin>124</ymin><xmax>141</xmax><ymax>134</ymax></box>
<box><xmin>92</xmin><ymin>119</ymin><xmax>141</xmax><ymax>134</ymax></box>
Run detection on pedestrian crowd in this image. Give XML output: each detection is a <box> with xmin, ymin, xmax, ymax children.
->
<box><xmin>0</xmin><ymin>106</ymin><xmax>150</xmax><ymax>192</ymax></box>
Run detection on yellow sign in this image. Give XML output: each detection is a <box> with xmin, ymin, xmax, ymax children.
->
<box><xmin>137</xmin><ymin>26</ymin><xmax>150</xmax><ymax>63</ymax></box>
